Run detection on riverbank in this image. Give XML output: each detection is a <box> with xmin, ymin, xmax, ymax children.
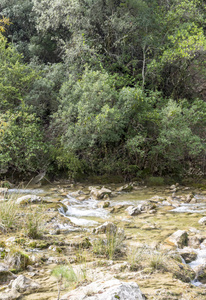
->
<box><xmin>0</xmin><ymin>181</ymin><xmax>206</xmax><ymax>299</ymax></box>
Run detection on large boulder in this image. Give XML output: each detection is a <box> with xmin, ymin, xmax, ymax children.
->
<box><xmin>60</xmin><ymin>279</ymin><xmax>145</xmax><ymax>300</ymax></box>
<box><xmin>164</xmin><ymin>230</ymin><xmax>188</xmax><ymax>248</ymax></box>
<box><xmin>16</xmin><ymin>195</ymin><xmax>42</xmax><ymax>205</ymax></box>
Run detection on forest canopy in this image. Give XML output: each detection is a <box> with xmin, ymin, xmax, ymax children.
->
<box><xmin>0</xmin><ymin>0</ymin><xmax>206</xmax><ymax>180</ymax></box>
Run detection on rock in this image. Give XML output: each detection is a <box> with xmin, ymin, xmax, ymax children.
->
<box><xmin>93</xmin><ymin>222</ymin><xmax>117</xmax><ymax>234</ymax></box>
<box><xmin>60</xmin><ymin>279</ymin><xmax>145</xmax><ymax>300</ymax></box>
<box><xmin>0</xmin><ymin>263</ymin><xmax>16</xmax><ymax>283</ymax></box>
<box><xmin>190</xmin><ymin>198</ymin><xmax>197</xmax><ymax>203</ymax></box>
<box><xmin>16</xmin><ymin>195</ymin><xmax>42</xmax><ymax>205</ymax></box>
<box><xmin>5</xmin><ymin>251</ymin><xmax>30</xmax><ymax>271</ymax></box>
<box><xmin>194</xmin><ymin>264</ymin><xmax>206</xmax><ymax>284</ymax></box>
<box><xmin>188</xmin><ymin>236</ymin><xmax>201</xmax><ymax>249</ymax></box>
<box><xmin>170</xmin><ymin>185</ymin><xmax>176</xmax><ymax>190</ymax></box>
<box><xmin>9</xmin><ymin>275</ymin><xmax>40</xmax><ymax>293</ymax></box>
<box><xmin>164</xmin><ymin>230</ymin><xmax>188</xmax><ymax>248</ymax></box>
<box><xmin>0</xmin><ymin>289</ymin><xmax>21</xmax><ymax>300</ymax></box>
<box><xmin>97</xmin><ymin>201</ymin><xmax>110</xmax><ymax>208</ymax></box>
<box><xmin>110</xmin><ymin>205</ymin><xmax>126</xmax><ymax>213</ymax></box>
<box><xmin>150</xmin><ymin>195</ymin><xmax>165</xmax><ymax>202</ymax></box>
<box><xmin>77</xmin><ymin>195</ymin><xmax>88</xmax><ymax>201</ymax></box>
<box><xmin>164</xmin><ymin>259</ymin><xmax>195</xmax><ymax>283</ymax></box>
<box><xmin>90</xmin><ymin>187</ymin><xmax>112</xmax><ymax>200</ymax></box>
<box><xmin>198</xmin><ymin>216</ymin><xmax>206</xmax><ymax>225</ymax></box>
<box><xmin>116</xmin><ymin>184</ymin><xmax>133</xmax><ymax>192</ymax></box>
<box><xmin>126</xmin><ymin>206</ymin><xmax>141</xmax><ymax>216</ymax></box>
<box><xmin>179</xmin><ymin>248</ymin><xmax>197</xmax><ymax>263</ymax></box>
<box><xmin>126</xmin><ymin>202</ymin><xmax>154</xmax><ymax>216</ymax></box>
<box><xmin>70</xmin><ymin>190</ymin><xmax>84</xmax><ymax>197</ymax></box>
<box><xmin>185</xmin><ymin>194</ymin><xmax>193</xmax><ymax>203</ymax></box>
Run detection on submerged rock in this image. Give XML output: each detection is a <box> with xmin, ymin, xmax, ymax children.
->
<box><xmin>60</xmin><ymin>279</ymin><xmax>145</xmax><ymax>300</ymax></box>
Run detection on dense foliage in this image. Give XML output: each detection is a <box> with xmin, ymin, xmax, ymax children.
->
<box><xmin>0</xmin><ymin>0</ymin><xmax>206</xmax><ymax>180</ymax></box>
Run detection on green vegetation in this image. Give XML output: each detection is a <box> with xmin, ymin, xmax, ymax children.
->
<box><xmin>0</xmin><ymin>0</ymin><xmax>206</xmax><ymax>180</ymax></box>
<box><xmin>52</xmin><ymin>265</ymin><xmax>78</xmax><ymax>300</ymax></box>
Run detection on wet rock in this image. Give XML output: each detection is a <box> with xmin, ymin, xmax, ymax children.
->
<box><xmin>16</xmin><ymin>195</ymin><xmax>42</xmax><ymax>205</ymax></box>
<box><xmin>116</xmin><ymin>184</ymin><xmax>133</xmax><ymax>192</ymax></box>
<box><xmin>185</xmin><ymin>194</ymin><xmax>193</xmax><ymax>203</ymax></box>
<box><xmin>150</xmin><ymin>195</ymin><xmax>165</xmax><ymax>202</ymax></box>
<box><xmin>0</xmin><ymin>263</ymin><xmax>16</xmax><ymax>283</ymax></box>
<box><xmin>70</xmin><ymin>190</ymin><xmax>84</xmax><ymax>198</ymax></box>
<box><xmin>110</xmin><ymin>205</ymin><xmax>126</xmax><ymax>213</ymax></box>
<box><xmin>198</xmin><ymin>216</ymin><xmax>206</xmax><ymax>225</ymax></box>
<box><xmin>194</xmin><ymin>264</ymin><xmax>206</xmax><ymax>284</ymax></box>
<box><xmin>77</xmin><ymin>195</ymin><xmax>88</xmax><ymax>201</ymax></box>
<box><xmin>164</xmin><ymin>230</ymin><xmax>188</xmax><ymax>248</ymax></box>
<box><xmin>188</xmin><ymin>236</ymin><xmax>201</xmax><ymax>249</ymax></box>
<box><xmin>93</xmin><ymin>222</ymin><xmax>117</xmax><ymax>234</ymax></box>
<box><xmin>126</xmin><ymin>206</ymin><xmax>141</xmax><ymax>216</ymax></box>
<box><xmin>179</xmin><ymin>248</ymin><xmax>197</xmax><ymax>263</ymax></box>
<box><xmin>164</xmin><ymin>258</ymin><xmax>195</xmax><ymax>283</ymax></box>
<box><xmin>90</xmin><ymin>187</ymin><xmax>112</xmax><ymax>200</ymax></box>
<box><xmin>190</xmin><ymin>198</ymin><xmax>197</xmax><ymax>203</ymax></box>
<box><xmin>60</xmin><ymin>279</ymin><xmax>145</xmax><ymax>300</ymax></box>
<box><xmin>97</xmin><ymin>201</ymin><xmax>110</xmax><ymax>208</ymax></box>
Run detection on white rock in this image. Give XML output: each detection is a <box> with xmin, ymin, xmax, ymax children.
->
<box><xmin>198</xmin><ymin>217</ymin><xmax>206</xmax><ymax>225</ymax></box>
<box><xmin>90</xmin><ymin>188</ymin><xmax>112</xmax><ymax>200</ymax></box>
<box><xmin>93</xmin><ymin>222</ymin><xmax>117</xmax><ymax>234</ymax></box>
<box><xmin>165</xmin><ymin>230</ymin><xmax>188</xmax><ymax>248</ymax></box>
<box><xmin>10</xmin><ymin>275</ymin><xmax>40</xmax><ymax>293</ymax></box>
<box><xmin>16</xmin><ymin>195</ymin><xmax>42</xmax><ymax>205</ymax></box>
<box><xmin>126</xmin><ymin>206</ymin><xmax>141</xmax><ymax>216</ymax></box>
<box><xmin>60</xmin><ymin>279</ymin><xmax>145</xmax><ymax>300</ymax></box>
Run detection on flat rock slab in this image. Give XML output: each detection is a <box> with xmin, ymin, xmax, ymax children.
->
<box><xmin>60</xmin><ymin>279</ymin><xmax>145</xmax><ymax>300</ymax></box>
